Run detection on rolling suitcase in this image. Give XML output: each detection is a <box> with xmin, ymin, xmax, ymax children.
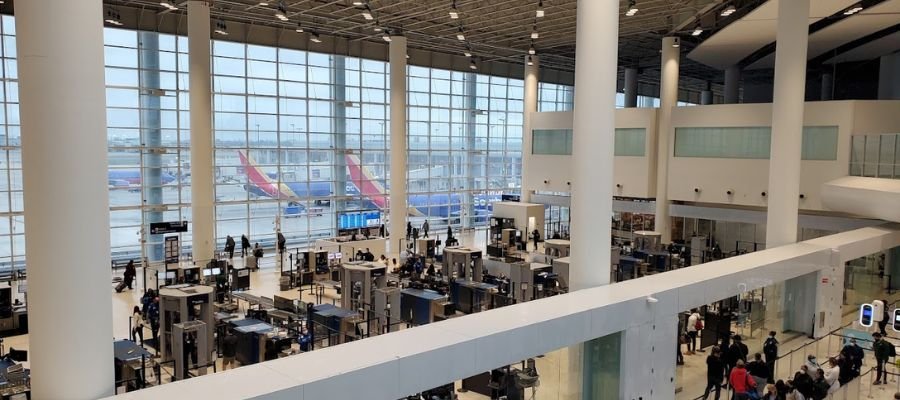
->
<box><xmin>115</xmin><ymin>281</ymin><xmax>128</xmax><ymax>293</ymax></box>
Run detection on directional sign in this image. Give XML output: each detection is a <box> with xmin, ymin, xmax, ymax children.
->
<box><xmin>150</xmin><ymin>221</ymin><xmax>189</xmax><ymax>234</ymax></box>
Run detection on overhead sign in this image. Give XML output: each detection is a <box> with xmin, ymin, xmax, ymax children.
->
<box><xmin>151</xmin><ymin>221</ymin><xmax>189</xmax><ymax>234</ymax></box>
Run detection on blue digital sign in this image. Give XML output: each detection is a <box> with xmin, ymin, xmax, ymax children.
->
<box><xmin>338</xmin><ymin>211</ymin><xmax>381</xmax><ymax>230</ymax></box>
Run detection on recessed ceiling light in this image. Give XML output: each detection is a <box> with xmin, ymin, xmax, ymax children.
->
<box><xmin>843</xmin><ymin>4</ymin><xmax>864</xmax><ymax>15</ymax></box>
<box><xmin>721</xmin><ymin>5</ymin><xmax>736</xmax><ymax>16</ymax></box>
<box><xmin>527</xmin><ymin>56</ymin><xmax>534</xmax><ymax>66</ymax></box>
<box><xmin>352</xmin><ymin>1</ymin><xmax>364</xmax><ymax>5</ymax></box>
<box><xmin>469</xmin><ymin>59</ymin><xmax>477</xmax><ymax>70</ymax></box>
<box><xmin>362</xmin><ymin>6</ymin><xmax>374</xmax><ymax>20</ymax></box>
<box><xmin>464</xmin><ymin>50</ymin><xmax>472</xmax><ymax>57</ymax></box>
<box><xmin>382</xmin><ymin>34</ymin><xmax>392</xmax><ymax>42</ymax></box>
<box><xmin>160</xmin><ymin>1</ymin><xmax>177</xmax><ymax>10</ymax></box>
<box><xmin>531</xmin><ymin>27</ymin><xmax>539</xmax><ymax>39</ymax></box>
<box><xmin>626</xmin><ymin>0</ymin><xmax>638</xmax><ymax>16</ymax></box>
<box><xmin>310</xmin><ymin>32</ymin><xmax>322</xmax><ymax>43</ymax></box>
<box><xmin>456</xmin><ymin>27</ymin><xmax>466</xmax><ymax>41</ymax></box>
<box><xmin>295</xmin><ymin>23</ymin><xmax>304</xmax><ymax>33</ymax></box>
<box><xmin>215</xmin><ymin>20</ymin><xmax>228</xmax><ymax>35</ymax></box>
<box><xmin>449</xmin><ymin>0</ymin><xmax>459</xmax><ymax>19</ymax></box>
<box><xmin>536</xmin><ymin>0</ymin><xmax>544</xmax><ymax>18</ymax></box>
<box><xmin>691</xmin><ymin>26</ymin><xmax>703</xmax><ymax>36</ymax></box>
<box><xmin>528</xmin><ymin>45</ymin><xmax>535</xmax><ymax>55</ymax></box>
<box><xmin>259</xmin><ymin>2</ymin><xmax>269</xmax><ymax>6</ymax></box>
<box><xmin>275</xmin><ymin>2</ymin><xmax>288</xmax><ymax>21</ymax></box>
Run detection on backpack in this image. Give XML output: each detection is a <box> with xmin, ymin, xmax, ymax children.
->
<box><xmin>695</xmin><ymin>318</ymin><xmax>703</xmax><ymax>331</ymax></box>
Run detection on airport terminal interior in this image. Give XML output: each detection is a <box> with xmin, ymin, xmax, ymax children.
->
<box><xmin>2</xmin><ymin>0</ymin><xmax>900</xmax><ymax>399</ymax></box>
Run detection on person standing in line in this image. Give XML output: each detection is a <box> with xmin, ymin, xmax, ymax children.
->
<box><xmin>873</xmin><ymin>332</ymin><xmax>895</xmax><ymax>385</ymax></box>
<box><xmin>687</xmin><ymin>309</ymin><xmax>701</xmax><ymax>355</ymax></box>
<box><xmin>726</xmin><ymin>335</ymin><xmax>749</xmax><ymax>386</ymax></box>
<box><xmin>747</xmin><ymin>353</ymin><xmax>770</xmax><ymax>395</ymax></box>
<box><xmin>703</xmin><ymin>347</ymin><xmax>725</xmax><ymax>400</ymax></box>
<box><xmin>131</xmin><ymin>305</ymin><xmax>144</xmax><ymax>345</ymax></box>
<box><xmin>241</xmin><ymin>234</ymin><xmax>251</xmax><ymax>257</ymax></box>
<box><xmin>422</xmin><ymin>220</ymin><xmax>429</xmax><ymax>238</ymax></box>
<box><xmin>225</xmin><ymin>235</ymin><xmax>236</xmax><ymax>259</ymax></box>
<box><xmin>728</xmin><ymin>360</ymin><xmax>756</xmax><ymax>400</ymax></box>
<box><xmin>221</xmin><ymin>331</ymin><xmax>238</xmax><ymax>370</ymax></box>
<box><xmin>763</xmin><ymin>331</ymin><xmax>779</xmax><ymax>383</ymax></box>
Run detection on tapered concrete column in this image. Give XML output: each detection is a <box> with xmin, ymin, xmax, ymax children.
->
<box><xmin>569</xmin><ymin>0</ymin><xmax>618</xmax><ymax>291</ymax></box>
<box><xmin>521</xmin><ymin>55</ymin><xmax>539</xmax><ymax>202</ymax></box>
<box><xmin>766</xmin><ymin>0</ymin><xmax>811</xmax><ymax>334</ymax></box>
<box><xmin>653</xmin><ymin>37</ymin><xmax>680</xmax><ymax>243</ymax></box>
<box><xmin>15</xmin><ymin>0</ymin><xmax>114</xmax><ymax>398</ymax></box>
<box><xmin>821</xmin><ymin>72</ymin><xmax>833</xmax><ymax>101</ymax></box>
<box><xmin>624</xmin><ymin>67</ymin><xmax>638</xmax><ymax>108</ymax></box>
<box><xmin>188</xmin><ymin>1</ymin><xmax>215</xmax><ymax>262</ymax></box>
<box><xmin>724</xmin><ymin>65</ymin><xmax>741</xmax><ymax>103</ymax></box>
<box><xmin>388</xmin><ymin>36</ymin><xmax>408</xmax><ymax>256</ymax></box>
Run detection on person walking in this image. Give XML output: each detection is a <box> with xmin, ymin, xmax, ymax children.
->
<box><xmin>532</xmin><ymin>229</ymin><xmax>540</xmax><ymax>251</ymax></box>
<box><xmin>763</xmin><ymin>331</ymin><xmax>779</xmax><ymax>383</ymax></box>
<box><xmin>241</xmin><ymin>234</ymin><xmax>251</xmax><ymax>257</ymax></box>
<box><xmin>687</xmin><ymin>309</ymin><xmax>702</xmax><ymax>354</ymax></box>
<box><xmin>703</xmin><ymin>347</ymin><xmax>725</xmax><ymax>400</ymax></box>
<box><xmin>873</xmin><ymin>332</ymin><xmax>895</xmax><ymax>385</ymax></box>
<box><xmin>406</xmin><ymin>222</ymin><xmax>412</xmax><ymax>240</ymax></box>
<box><xmin>729</xmin><ymin>360</ymin><xmax>756</xmax><ymax>400</ymax></box>
<box><xmin>225</xmin><ymin>235</ymin><xmax>236</xmax><ymax>259</ymax></box>
<box><xmin>131</xmin><ymin>305</ymin><xmax>144</xmax><ymax>345</ymax></box>
<box><xmin>422</xmin><ymin>220</ymin><xmax>429</xmax><ymax>238</ymax></box>
<box><xmin>379</xmin><ymin>223</ymin><xmax>385</xmax><ymax>238</ymax></box>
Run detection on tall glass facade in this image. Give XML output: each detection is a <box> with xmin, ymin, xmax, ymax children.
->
<box><xmin>0</xmin><ymin>20</ymin><xmax>533</xmax><ymax>265</ymax></box>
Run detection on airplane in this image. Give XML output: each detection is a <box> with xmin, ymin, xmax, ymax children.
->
<box><xmin>109</xmin><ymin>170</ymin><xmax>177</xmax><ymax>188</ymax></box>
<box><xmin>239</xmin><ymin>150</ymin><xmax>502</xmax><ymax>219</ymax></box>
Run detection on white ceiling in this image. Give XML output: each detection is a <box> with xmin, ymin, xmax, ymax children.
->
<box><xmin>687</xmin><ymin>0</ymin><xmax>858</xmax><ymax>69</ymax></box>
<box><xmin>746</xmin><ymin>0</ymin><xmax>900</xmax><ymax>69</ymax></box>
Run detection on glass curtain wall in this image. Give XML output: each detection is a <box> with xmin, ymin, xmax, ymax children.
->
<box><xmin>105</xmin><ymin>29</ymin><xmax>192</xmax><ymax>262</ymax></box>
<box><xmin>0</xmin><ymin>16</ymin><xmax>22</xmax><ymax>270</ymax></box>
<box><xmin>0</xmin><ymin>21</ymin><xmax>528</xmax><ymax>264</ymax></box>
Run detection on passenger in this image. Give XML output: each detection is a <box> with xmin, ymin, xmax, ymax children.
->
<box><xmin>131</xmin><ymin>305</ymin><xmax>144</xmax><ymax>345</ymax></box>
<box><xmin>422</xmin><ymin>220</ymin><xmax>429</xmax><ymax>238</ymax></box>
<box><xmin>379</xmin><ymin>223</ymin><xmax>385</xmax><ymax>238</ymax></box>
<box><xmin>406</xmin><ymin>222</ymin><xmax>412</xmax><ymax>240</ymax></box>
<box><xmin>873</xmin><ymin>332</ymin><xmax>894</xmax><ymax>385</ymax></box>
<box><xmin>221</xmin><ymin>331</ymin><xmax>238</xmax><ymax>370</ymax></box>
<box><xmin>426</xmin><ymin>264</ymin><xmax>436</xmax><ymax>277</ymax></box>
<box><xmin>147</xmin><ymin>297</ymin><xmax>160</xmax><ymax>348</ymax></box>
<box><xmin>702</xmin><ymin>347</ymin><xmax>724</xmax><ymax>400</ymax></box>
<box><xmin>123</xmin><ymin>260</ymin><xmax>136</xmax><ymax>290</ymax></box>
<box><xmin>277</xmin><ymin>230</ymin><xmax>286</xmax><ymax>255</ymax></box>
<box><xmin>747</xmin><ymin>353</ymin><xmax>769</xmax><ymax>394</ymax></box>
<box><xmin>253</xmin><ymin>243</ymin><xmax>264</xmax><ymax>258</ymax></box>
<box><xmin>841</xmin><ymin>338</ymin><xmax>863</xmax><ymax>377</ymax></box>
<box><xmin>728</xmin><ymin>360</ymin><xmax>756</xmax><ymax>398</ymax></box>
<box><xmin>391</xmin><ymin>258</ymin><xmax>399</xmax><ymax>273</ymax></box>
<box><xmin>446</xmin><ymin>225</ymin><xmax>453</xmax><ymax>240</ymax></box>
<box><xmin>785</xmin><ymin>380</ymin><xmax>806</xmax><ymax>400</ymax></box>
<box><xmin>225</xmin><ymin>235</ymin><xmax>236</xmax><ymax>259</ymax></box>
<box><xmin>878</xmin><ymin>299</ymin><xmax>890</xmax><ymax>335</ymax></box>
<box><xmin>532</xmin><ymin>229</ymin><xmax>540</xmax><ymax>251</ymax></box>
<box><xmin>811</xmin><ymin>368</ymin><xmax>829</xmax><ymax>400</ymax></box>
<box><xmin>793</xmin><ymin>367</ymin><xmax>814</xmax><ymax>398</ymax></box>
<box><xmin>761</xmin><ymin>384</ymin><xmax>778</xmax><ymax>400</ymax></box>
<box><xmin>686</xmin><ymin>309</ymin><xmax>701</xmax><ymax>354</ymax></box>
<box><xmin>726</xmin><ymin>335</ymin><xmax>749</xmax><ymax>381</ymax></box>
<box><xmin>241</xmin><ymin>234</ymin><xmax>251</xmax><ymax>257</ymax></box>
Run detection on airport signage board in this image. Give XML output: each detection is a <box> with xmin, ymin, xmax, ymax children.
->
<box><xmin>151</xmin><ymin>221</ymin><xmax>189</xmax><ymax>234</ymax></box>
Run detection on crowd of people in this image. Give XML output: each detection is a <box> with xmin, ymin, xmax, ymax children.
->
<box><xmin>701</xmin><ymin>330</ymin><xmax>893</xmax><ymax>400</ymax></box>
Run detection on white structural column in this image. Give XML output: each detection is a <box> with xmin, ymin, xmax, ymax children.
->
<box><xmin>388</xmin><ymin>36</ymin><xmax>408</xmax><ymax>255</ymax></box>
<box><xmin>520</xmin><ymin>55</ymin><xmax>539</xmax><ymax>202</ymax></box>
<box><xmin>623</xmin><ymin>67</ymin><xmax>639</xmax><ymax>107</ymax></box>
<box><xmin>188</xmin><ymin>1</ymin><xmax>215</xmax><ymax>262</ymax></box>
<box><xmin>15</xmin><ymin>0</ymin><xmax>114</xmax><ymax>398</ymax></box>
<box><xmin>766</xmin><ymin>0</ymin><xmax>812</xmax><ymax>333</ymax></box>
<box><xmin>766</xmin><ymin>0</ymin><xmax>810</xmax><ymax>248</ymax></box>
<box><xmin>724</xmin><ymin>65</ymin><xmax>741</xmax><ymax>103</ymax></box>
<box><xmin>569</xmin><ymin>0</ymin><xmax>618</xmax><ymax>291</ymax></box>
<box><xmin>567</xmin><ymin>3</ymin><xmax>620</xmax><ymax>397</ymax></box>
<box><xmin>653</xmin><ymin>37</ymin><xmax>680</xmax><ymax>244</ymax></box>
